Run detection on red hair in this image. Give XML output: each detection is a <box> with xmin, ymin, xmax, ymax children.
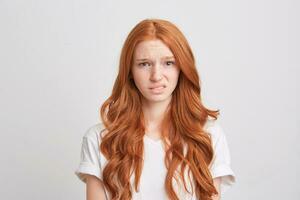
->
<box><xmin>99</xmin><ymin>18</ymin><xmax>219</xmax><ymax>200</ymax></box>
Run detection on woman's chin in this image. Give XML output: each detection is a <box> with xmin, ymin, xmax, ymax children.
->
<box><xmin>143</xmin><ymin>94</ymin><xmax>172</xmax><ymax>103</ymax></box>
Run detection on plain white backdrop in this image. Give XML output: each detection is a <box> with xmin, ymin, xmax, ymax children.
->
<box><xmin>0</xmin><ymin>0</ymin><xmax>299</xmax><ymax>199</ymax></box>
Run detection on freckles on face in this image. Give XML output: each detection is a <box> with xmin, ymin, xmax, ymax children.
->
<box><xmin>130</xmin><ymin>39</ymin><xmax>180</xmax><ymax>102</ymax></box>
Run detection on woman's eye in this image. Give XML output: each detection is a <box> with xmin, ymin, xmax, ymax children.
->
<box><xmin>138</xmin><ymin>62</ymin><xmax>150</xmax><ymax>67</ymax></box>
<box><xmin>166</xmin><ymin>61</ymin><xmax>175</xmax><ymax>66</ymax></box>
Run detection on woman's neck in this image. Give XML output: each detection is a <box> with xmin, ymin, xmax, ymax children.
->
<box><xmin>142</xmin><ymin>96</ymin><xmax>171</xmax><ymax>134</ymax></box>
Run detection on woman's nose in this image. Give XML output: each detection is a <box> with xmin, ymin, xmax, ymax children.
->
<box><xmin>150</xmin><ymin>64</ymin><xmax>163</xmax><ymax>81</ymax></box>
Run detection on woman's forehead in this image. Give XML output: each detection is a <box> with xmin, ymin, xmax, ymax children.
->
<box><xmin>134</xmin><ymin>39</ymin><xmax>174</xmax><ymax>59</ymax></box>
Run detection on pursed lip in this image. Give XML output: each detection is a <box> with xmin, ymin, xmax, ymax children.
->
<box><xmin>149</xmin><ymin>84</ymin><xmax>166</xmax><ymax>89</ymax></box>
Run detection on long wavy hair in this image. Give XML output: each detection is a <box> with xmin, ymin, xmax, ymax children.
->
<box><xmin>99</xmin><ymin>18</ymin><xmax>220</xmax><ymax>200</ymax></box>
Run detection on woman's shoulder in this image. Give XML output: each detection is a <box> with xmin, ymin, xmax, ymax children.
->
<box><xmin>83</xmin><ymin>121</ymin><xmax>106</xmax><ymax>141</ymax></box>
<box><xmin>203</xmin><ymin>117</ymin><xmax>225</xmax><ymax>138</ymax></box>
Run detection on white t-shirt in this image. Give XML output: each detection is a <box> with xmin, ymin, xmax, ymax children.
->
<box><xmin>75</xmin><ymin>118</ymin><xmax>236</xmax><ymax>199</ymax></box>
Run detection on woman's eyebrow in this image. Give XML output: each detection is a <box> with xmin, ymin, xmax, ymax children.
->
<box><xmin>135</xmin><ymin>56</ymin><xmax>174</xmax><ymax>61</ymax></box>
<box><xmin>162</xmin><ymin>56</ymin><xmax>175</xmax><ymax>59</ymax></box>
<box><xmin>135</xmin><ymin>58</ymin><xmax>149</xmax><ymax>61</ymax></box>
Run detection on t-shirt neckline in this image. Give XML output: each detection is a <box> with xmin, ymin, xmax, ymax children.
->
<box><xmin>144</xmin><ymin>134</ymin><xmax>162</xmax><ymax>143</ymax></box>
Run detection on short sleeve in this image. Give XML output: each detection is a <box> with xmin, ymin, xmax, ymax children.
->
<box><xmin>74</xmin><ymin>124</ymin><xmax>104</xmax><ymax>183</ymax></box>
<box><xmin>205</xmin><ymin>119</ymin><xmax>236</xmax><ymax>194</ymax></box>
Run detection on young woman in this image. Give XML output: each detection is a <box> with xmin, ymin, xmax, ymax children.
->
<box><xmin>75</xmin><ymin>18</ymin><xmax>236</xmax><ymax>200</ymax></box>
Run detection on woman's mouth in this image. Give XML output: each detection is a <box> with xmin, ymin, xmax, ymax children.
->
<box><xmin>149</xmin><ymin>85</ymin><xmax>166</xmax><ymax>94</ymax></box>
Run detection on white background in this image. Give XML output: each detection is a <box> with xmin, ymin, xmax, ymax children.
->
<box><xmin>0</xmin><ymin>0</ymin><xmax>299</xmax><ymax>199</ymax></box>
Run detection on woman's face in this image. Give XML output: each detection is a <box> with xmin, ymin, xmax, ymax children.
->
<box><xmin>131</xmin><ymin>39</ymin><xmax>180</xmax><ymax>104</ymax></box>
